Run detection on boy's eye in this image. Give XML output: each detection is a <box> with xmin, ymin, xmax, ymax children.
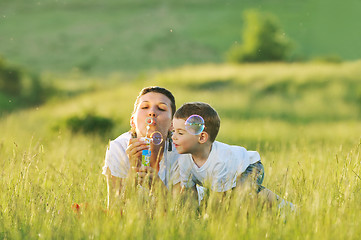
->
<box><xmin>158</xmin><ymin>107</ymin><xmax>166</xmax><ymax>111</ymax></box>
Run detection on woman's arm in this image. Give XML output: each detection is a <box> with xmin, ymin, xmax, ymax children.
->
<box><xmin>105</xmin><ymin>136</ymin><xmax>171</xmax><ymax>208</ymax></box>
<box><xmin>105</xmin><ymin>167</ymin><xmax>123</xmax><ymax>210</ymax></box>
<box><xmin>135</xmin><ymin>166</ymin><xmax>168</xmax><ymax>195</ymax></box>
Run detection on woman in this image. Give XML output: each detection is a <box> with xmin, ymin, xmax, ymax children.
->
<box><xmin>102</xmin><ymin>86</ymin><xmax>181</xmax><ymax>208</ymax></box>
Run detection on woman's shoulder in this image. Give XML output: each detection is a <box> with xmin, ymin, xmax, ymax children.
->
<box><xmin>111</xmin><ymin>132</ymin><xmax>132</xmax><ymax>145</ymax></box>
<box><xmin>103</xmin><ymin>132</ymin><xmax>132</xmax><ymax>178</ymax></box>
<box><xmin>106</xmin><ymin>132</ymin><xmax>132</xmax><ymax>155</ymax></box>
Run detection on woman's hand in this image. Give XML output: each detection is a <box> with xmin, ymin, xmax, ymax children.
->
<box><xmin>126</xmin><ymin>138</ymin><xmax>149</xmax><ymax>168</ymax></box>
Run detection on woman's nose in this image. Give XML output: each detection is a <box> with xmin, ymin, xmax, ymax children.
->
<box><xmin>148</xmin><ymin>107</ymin><xmax>157</xmax><ymax>117</ymax></box>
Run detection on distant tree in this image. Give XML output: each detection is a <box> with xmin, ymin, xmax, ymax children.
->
<box><xmin>227</xmin><ymin>9</ymin><xmax>294</xmax><ymax>63</ymax></box>
<box><xmin>0</xmin><ymin>56</ymin><xmax>53</xmax><ymax>113</ymax></box>
<box><xmin>0</xmin><ymin>57</ymin><xmax>23</xmax><ymax>95</ymax></box>
<box><xmin>65</xmin><ymin>112</ymin><xmax>114</xmax><ymax>135</ymax></box>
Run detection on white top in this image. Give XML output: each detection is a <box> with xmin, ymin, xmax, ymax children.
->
<box><xmin>102</xmin><ymin>132</ymin><xmax>181</xmax><ymax>188</ymax></box>
<box><xmin>179</xmin><ymin>141</ymin><xmax>261</xmax><ymax>192</ymax></box>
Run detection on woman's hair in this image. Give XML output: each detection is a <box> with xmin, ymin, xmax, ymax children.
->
<box><xmin>130</xmin><ymin>86</ymin><xmax>176</xmax><ymax>138</ymax></box>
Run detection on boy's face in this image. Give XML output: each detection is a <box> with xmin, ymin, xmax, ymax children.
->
<box><xmin>172</xmin><ymin>118</ymin><xmax>200</xmax><ymax>154</ymax></box>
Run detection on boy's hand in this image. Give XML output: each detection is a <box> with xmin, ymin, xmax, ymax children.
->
<box><xmin>126</xmin><ymin>138</ymin><xmax>149</xmax><ymax>168</ymax></box>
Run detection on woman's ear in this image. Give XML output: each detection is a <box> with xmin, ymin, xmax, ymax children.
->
<box><xmin>169</xmin><ymin>121</ymin><xmax>174</xmax><ymax>132</ymax></box>
<box><xmin>198</xmin><ymin>132</ymin><xmax>209</xmax><ymax>144</ymax></box>
<box><xmin>130</xmin><ymin>115</ymin><xmax>136</xmax><ymax>129</ymax></box>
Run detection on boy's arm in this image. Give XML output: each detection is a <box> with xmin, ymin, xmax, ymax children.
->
<box><xmin>181</xmin><ymin>185</ymin><xmax>199</xmax><ymax>202</ymax></box>
<box><xmin>172</xmin><ymin>182</ymin><xmax>198</xmax><ymax>202</ymax></box>
<box><xmin>177</xmin><ymin>158</ymin><xmax>199</xmax><ymax>200</ymax></box>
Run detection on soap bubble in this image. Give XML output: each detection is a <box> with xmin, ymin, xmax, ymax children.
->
<box><xmin>185</xmin><ymin>115</ymin><xmax>205</xmax><ymax>135</ymax></box>
<box><xmin>145</xmin><ymin>117</ymin><xmax>154</xmax><ymax>125</ymax></box>
<box><xmin>150</xmin><ymin>131</ymin><xmax>163</xmax><ymax>145</ymax></box>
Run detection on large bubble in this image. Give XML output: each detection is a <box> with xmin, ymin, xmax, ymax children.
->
<box><xmin>185</xmin><ymin>115</ymin><xmax>205</xmax><ymax>135</ymax></box>
<box><xmin>150</xmin><ymin>131</ymin><xmax>163</xmax><ymax>145</ymax></box>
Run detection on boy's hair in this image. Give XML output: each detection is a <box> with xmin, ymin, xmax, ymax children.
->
<box><xmin>174</xmin><ymin>102</ymin><xmax>220</xmax><ymax>142</ymax></box>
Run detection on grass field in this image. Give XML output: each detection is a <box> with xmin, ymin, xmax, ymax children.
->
<box><xmin>1</xmin><ymin>0</ymin><xmax>361</xmax><ymax>74</ymax></box>
<box><xmin>1</xmin><ymin>62</ymin><xmax>360</xmax><ymax>239</ymax></box>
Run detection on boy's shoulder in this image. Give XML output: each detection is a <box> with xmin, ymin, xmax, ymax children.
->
<box><xmin>213</xmin><ymin>141</ymin><xmax>248</xmax><ymax>155</ymax></box>
<box><xmin>214</xmin><ymin>141</ymin><xmax>261</xmax><ymax>165</ymax></box>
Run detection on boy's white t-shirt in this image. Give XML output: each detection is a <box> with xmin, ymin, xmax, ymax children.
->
<box><xmin>102</xmin><ymin>132</ymin><xmax>181</xmax><ymax>188</ymax></box>
<box><xmin>179</xmin><ymin>141</ymin><xmax>261</xmax><ymax>192</ymax></box>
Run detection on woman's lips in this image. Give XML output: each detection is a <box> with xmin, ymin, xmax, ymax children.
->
<box><xmin>146</xmin><ymin>117</ymin><xmax>157</xmax><ymax>126</ymax></box>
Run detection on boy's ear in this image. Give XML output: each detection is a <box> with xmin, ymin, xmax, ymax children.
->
<box><xmin>198</xmin><ymin>132</ymin><xmax>209</xmax><ymax>144</ymax></box>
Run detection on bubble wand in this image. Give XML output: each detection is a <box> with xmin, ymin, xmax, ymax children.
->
<box><xmin>141</xmin><ymin>117</ymin><xmax>163</xmax><ymax>166</ymax></box>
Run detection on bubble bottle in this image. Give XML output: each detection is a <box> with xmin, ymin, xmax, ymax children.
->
<box><xmin>141</xmin><ymin>117</ymin><xmax>163</xmax><ymax>166</ymax></box>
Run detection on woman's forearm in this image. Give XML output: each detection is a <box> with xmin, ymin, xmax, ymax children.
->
<box><xmin>105</xmin><ymin>168</ymin><xmax>123</xmax><ymax>210</ymax></box>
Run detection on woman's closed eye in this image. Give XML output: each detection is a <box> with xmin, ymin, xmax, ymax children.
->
<box><xmin>139</xmin><ymin>103</ymin><xmax>149</xmax><ymax>109</ymax></box>
<box><xmin>158</xmin><ymin>103</ymin><xmax>168</xmax><ymax>112</ymax></box>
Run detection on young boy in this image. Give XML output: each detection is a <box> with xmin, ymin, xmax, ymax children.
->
<box><xmin>172</xmin><ymin>102</ymin><xmax>294</xmax><ymax>209</ymax></box>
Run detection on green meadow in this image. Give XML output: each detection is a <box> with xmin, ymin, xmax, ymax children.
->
<box><xmin>1</xmin><ymin>0</ymin><xmax>361</xmax><ymax>239</ymax></box>
<box><xmin>1</xmin><ymin>62</ymin><xmax>361</xmax><ymax>239</ymax></box>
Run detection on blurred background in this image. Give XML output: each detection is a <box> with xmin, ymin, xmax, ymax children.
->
<box><xmin>1</xmin><ymin>0</ymin><xmax>361</xmax><ymax>74</ymax></box>
<box><xmin>1</xmin><ymin>0</ymin><xmax>361</xmax><ymax>116</ymax></box>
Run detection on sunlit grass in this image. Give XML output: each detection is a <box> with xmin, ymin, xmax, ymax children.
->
<box><xmin>1</xmin><ymin>62</ymin><xmax>361</xmax><ymax>239</ymax></box>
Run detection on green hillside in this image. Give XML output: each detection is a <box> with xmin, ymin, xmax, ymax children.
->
<box><xmin>1</xmin><ymin>0</ymin><xmax>361</xmax><ymax>74</ymax></box>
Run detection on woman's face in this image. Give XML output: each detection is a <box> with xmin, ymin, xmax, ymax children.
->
<box><xmin>131</xmin><ymin>92</ymin><xmax>173</xmax><ymax>139</ymax></box>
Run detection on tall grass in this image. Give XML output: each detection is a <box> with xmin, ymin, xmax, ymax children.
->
<box><xmin>1</xmin><ymin>62</ymin><xmax>361</xmax><ymax>239</ymax></box>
